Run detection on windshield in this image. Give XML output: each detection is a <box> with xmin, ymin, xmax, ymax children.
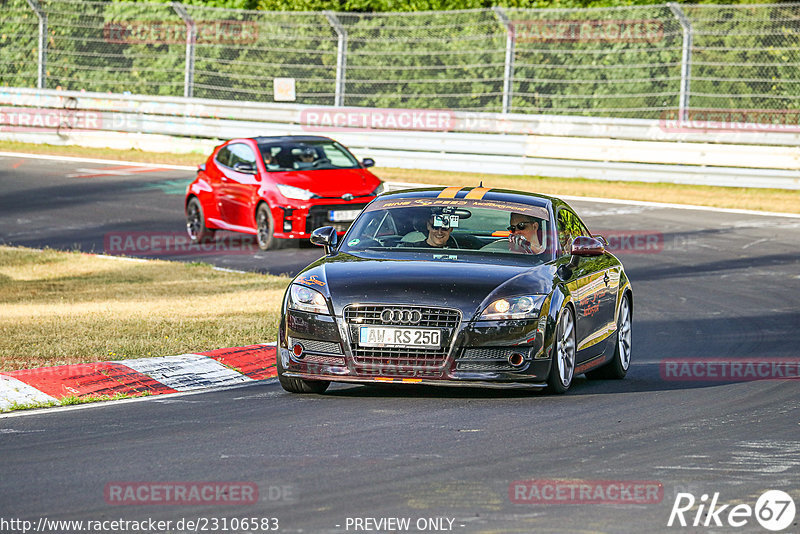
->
<box><xmin>340</xmin><ymin>196</ymin><xmax>556</xmax><ymax>261</ymax></box>
<box><xmin>258</xmin><ymin>140</ymin><xmax>360</xmax><ymax>171</ymax></box>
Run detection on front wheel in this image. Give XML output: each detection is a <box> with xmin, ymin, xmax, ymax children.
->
<box><xmin>546</xmin><ymin>306</ymin><xmax>576</xmax><ymax>394</ymax></box>
<box><xmin>586</xmin><ymin>293</ymin><xmax>632</xmax><ymax>380</ymax></box>
<box><xmin>276</xmin><ymin>348</ymin><xmax>330</xmax><ymax>394</ymax></box>
<box><xmin>186</xmin><ymin>197</ymin><xmax>215</xmax><ymax>244</ymax></box>
<box><xmin>256</xmin><ymin>203</ymin><xmax>290</xmax><ymax>251</ymax></box>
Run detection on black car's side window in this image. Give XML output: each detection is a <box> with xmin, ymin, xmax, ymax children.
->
<box><xmin>227</xmin><ymin>143</ymin><xmax>257</xmax><ymax>168</ymax></box>
<box><xmin>557</xmin><ymin>208</ymin><xmax>588</xmax><ymax>255</ymax></box>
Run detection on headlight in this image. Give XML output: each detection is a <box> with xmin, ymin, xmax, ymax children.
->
<box><xmin>288</xmin><ymin>284</ymin><xmax>329</xmax><ymax>314</ymax></box>
<box><xmin>277</xmin><ymin>184</ymin><xmax>317</xmax><ymax>200</ymax></box>
<box><xmin>372</xmin><ymin>182</ymin><xmax>385</xmax><ymax>196</ymax></box>
<box><xmin>480</xmin><ymin>295</ymin><xmax>546</xmax><ymax>320</ymax></box>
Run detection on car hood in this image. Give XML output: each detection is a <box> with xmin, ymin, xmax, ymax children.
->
<box><xmin>298</xmin><ymin>253</ymin><xmax>556</xmax><ymax>320</ymax></box>
<box><xmin>272</xmin><ymin>168</ymin><xmax>379</xmax><ymax>198</ymax></box>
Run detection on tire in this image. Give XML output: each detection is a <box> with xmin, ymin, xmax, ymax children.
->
<box><xmin>276</xmin><ymin>347</ymin><xmax>330</xmax><ymax>394</ymax></box>
<box><xmin>546</xmin><ymin>305</ymin><xmax>576</xmax><ymax>394</ymax></box>
<box><xmin>186</xmin><ymin>197</ymin><xmax>215</xmax><ymax>244</ymax></box>
<box><xmin>586</xmin><ymin>293</ymin><xmax>632</xmax><ymax>380</ymax></box>
<box><xmin>256</xmin><ymin>203</ymin><xmax>291</xmax><ymax>251</ymax></box>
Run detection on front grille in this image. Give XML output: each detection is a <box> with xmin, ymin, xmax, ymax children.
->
<box><xmin>456</xmin><ymin>361</ymin><xmax>516</xmax><ymax>372</ymax></box>
<box><xmin>345</xmin><ymin>305</ymin><xmax>460</xmax><ymax>328</ymax></box>
<box><xmin>344</xmin><ymin>305</ymin><xmax>461</xmax><ymax>375</ymax></box>
<box><xmin>306</xmin><ymin>204</ymin><xmax>368</xmax><ymax>234</ymax></box>
<box><xmin>302</xmin><ymin>354</ymin><xmax>346</xmax><ymax>366</ymax></box>
<box><xmin>290</xmin><ymin>338</ymin><xmax>342</xmax><ymax>355</ymax></box>
<box><xmin>459</xmin><ymin>347</ymin><xmax>521</xmax><ymax>360</ymax></box>
<box><xmin>455</xmin><ymin>347</ymin><xmax>530</xmax><ymax>372</ymax></box>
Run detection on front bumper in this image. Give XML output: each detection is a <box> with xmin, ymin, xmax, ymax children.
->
<box><xmin>272</xmin><ymin>200</ymin><xmax>371</xmax><ymax>240</ymax></box>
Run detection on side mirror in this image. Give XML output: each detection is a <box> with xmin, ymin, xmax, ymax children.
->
<box><xmin>571</xmin><ymin>235</ymin><xmax>606</xmax><ymax>257</ymax></box>
<box><xmin>233</xmin><ymin>162</ymin><xmax>256</xmax><ymax>174</ymax></box>
<box><xmin>565</xmin><ymin>235</ymin><xmax>605</xmax><ymax>270</ymax></box>
<box><xmin>361</xmin><ymin>158</ymin><xmax>375</xmax><ymax>168</ymax></box>
<box><xmin>310</xmin><ymin>226</ymin><xmax>339</xmax><ymax>255</ymax></box>
<box><xmin>569</xmin><ymin>235</ymin><xmax>606</xmax><ymax>268</ymax></box>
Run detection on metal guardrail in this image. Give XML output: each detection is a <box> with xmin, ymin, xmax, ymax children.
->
<box><xmin>3</xmin><ymin>87</ymin><xmax>800</xmax><ymax>146</ymax></box>
<box><xmin>0</xmin><ymin>87</ymin><xmax>798</xmax><ymax>189</ymax></box>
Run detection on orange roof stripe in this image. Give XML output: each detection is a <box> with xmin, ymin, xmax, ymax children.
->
<box><xmin>464</xmin><ymin>187</ymin><xmax>491</xmax><ymax>199</ymax></box>
<box><xmin>437</xmin><ymin>187</ymin><xmax>462</xmax><ymax>199</ymax></box>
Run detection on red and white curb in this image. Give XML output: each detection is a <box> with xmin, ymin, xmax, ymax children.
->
<box><xmin>0</xmin><ymin>344</ymin><xmax>277</xmax><ymax>412</ymax></box>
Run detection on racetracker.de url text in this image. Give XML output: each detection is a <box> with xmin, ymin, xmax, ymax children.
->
<box><xmin>0</xmin><ymin>516</ymin><xmax>280</xmax><ymax>533</ymax></box>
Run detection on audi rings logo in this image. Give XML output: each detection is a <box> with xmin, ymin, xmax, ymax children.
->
<box><xmin>381</xmin><ymin>308</ymin><xmax>423</xmax><ymax>324</ymax></box>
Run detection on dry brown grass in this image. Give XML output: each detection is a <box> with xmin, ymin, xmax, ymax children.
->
<box><xmin>3</xmin><ymin>140</ymin><xmax>797</xmax><ymax>214</ymax></box>
<box><xmin>378</xmin><ymin>168</ymin><xmax>800</xmax><ymax>215</ymax></box>
<box><xmin>0</xmin><ymin>140</ymin><xmax>205</xmax><ymax>167</ymax></box>
<box><xmin>0</xmin><ymin>246</ymin><xmax>291</xmax><ymax>371</ymax></box>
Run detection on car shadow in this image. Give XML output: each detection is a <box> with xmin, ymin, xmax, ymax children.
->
<box><xmin>319</xmin><ymin>363</ymin><xmax>750</xmax><ymax>399</ymax></box>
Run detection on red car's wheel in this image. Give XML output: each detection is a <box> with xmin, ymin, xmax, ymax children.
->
<box><xmin>186</xmin><ymin>197</ymin><xmax>215</xmax><ymax>244</ymax></box>
<box><xmin>256</xmin><ymin>203</ymin><xmax>290</xmax><ymax>251</ymax></box>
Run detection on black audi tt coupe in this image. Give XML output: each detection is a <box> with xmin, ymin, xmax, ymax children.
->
<box><xmin>277</xmin><ymin>186</ymin><xmax>633</xmax><ymax>394</ymax></box>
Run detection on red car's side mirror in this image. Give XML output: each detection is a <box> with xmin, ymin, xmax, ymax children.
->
<box><xmin>233</xmin><ymin>162</ymin><xmax>257</xmax><ymax>174</ymax></box>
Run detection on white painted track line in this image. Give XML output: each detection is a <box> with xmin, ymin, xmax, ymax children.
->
<box><xmin>2</xmin><ymin>150</ymin><xmax>798</xmax><ymax>218</ymax></box>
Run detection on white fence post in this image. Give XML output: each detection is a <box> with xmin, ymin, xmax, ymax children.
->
<box><xmin>325</xmin><ymin>12</ymin><xmax>347</xmax><ymax>107</ymax></box>
<box><xmin>25</xmin><ymin>0</ymin><xmax>47</xmax><ymax>90</ymax></box>
<box><xmin>492</xmin><ymin>7</ymin><xmax>515</xmax><ymax>115</ymax></box>
<box><xmin>172</xmin><ymin>2</ymin><xmax>196</xmax><ymax>99</ymax></box>
<box><xmin>668</xmin><ymin>3</ymin><xmax>692</xmax><ymax>123</ymax></box>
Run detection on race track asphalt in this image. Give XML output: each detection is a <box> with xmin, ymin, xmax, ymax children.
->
<box><xmin>1</xmin><ymin>154</ymin><xmax>799</xmax><ymax>533</ymax></box>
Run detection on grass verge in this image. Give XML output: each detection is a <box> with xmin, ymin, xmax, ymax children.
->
<box><xmin>0</xmin><ymin>246</ymin><xmax>291</xmax><ymax>372</ymax></box>
<box><xmin>1</xmin><ymin>392</ymin><xmax>148</xmax><ymax>414</ymax></box>
<box><xmin>2</xmin><ymin>140</ymin><xmax>798</xmax><ymax>214</ymax></box>
<box><xmin>0</xmin><ymin>140</ymin><xmax>205</xmax><ymax>167</ymax></box>
<box><xmin>382</xmin><ymin>168</ymin><xmax>800</xmax><ymax>215</ymax></box>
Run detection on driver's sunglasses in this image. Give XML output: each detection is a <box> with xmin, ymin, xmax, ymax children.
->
<box><xmin>507</xmin><ymin>221</ymin><xmax>534</xmax><ymax>232</ymax></box>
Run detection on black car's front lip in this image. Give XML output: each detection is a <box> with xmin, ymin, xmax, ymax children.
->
<box><xmin>279</xmin><ymin>368</ymin><xmax>549</xmax><ymax>390</ymax></box>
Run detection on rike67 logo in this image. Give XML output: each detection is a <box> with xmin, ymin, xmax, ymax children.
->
<box><xmin>668</xmin><ymin>490</ymin><xmax>796</xmax><ymax>531</ymax></box>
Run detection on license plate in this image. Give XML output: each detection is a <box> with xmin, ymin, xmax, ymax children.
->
<box><xmin>359</xmin><ymin>327</ymin><xmax>441</xmax><ymax>348</ymax></box>
<box><xmin>329</xmin><ymin>209</ymin><xmax>361</xmax><ymax>222</ymax></box>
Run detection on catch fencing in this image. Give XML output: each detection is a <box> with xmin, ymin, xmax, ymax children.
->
<box><xmin>2</xmin><ymin>0</ymin><xmax>799</xmax><ymax>120</ymax></box>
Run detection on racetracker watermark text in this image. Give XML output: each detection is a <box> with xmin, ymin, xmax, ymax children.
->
<box><xmin>510</xmin><ymin>479</ymin><xmax>664</xmax><ymax>504</ymax></box>
<box><xmin>104</xmin><ymin>482</ymin><xmax>259</xmax><ymax>505</ymax></box>
<box><xmin>660</xmin><ymin>358</ymin><xmax>800</xmax><ymax>382</ymax></box>
<box><xmin>300</xmin><ymin>108</ymin><xmax>456</xmax><ymax>132</ymax></box>
<box><xmin>660</xmin><ymin>109</ymin><xmax>800</xmax><ymax>133</ymax></box>
<box><xmin>595</xmin><ymin>230</ymin><xmax>663</xmax><ymax>254</ymax></box>
<box><xmin>104</xmin><ymin>231</ymin><xmax>259</xmax><ymax>257</ymax></box>
<box><xmin>104</xmin><ymin>20</ymin><xmax>258</xmax><ymax>45</ymax></box>
<box><xmin>511</xmin><ymin>19</ymin><xmax>664</xmax><ymax>43</ymax></box>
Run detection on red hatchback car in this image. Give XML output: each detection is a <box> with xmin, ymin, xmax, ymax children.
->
<box><xmin>185</xmin><ymin>135</ymin><xmax>383</xmax><ymax>250</ymax></box>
